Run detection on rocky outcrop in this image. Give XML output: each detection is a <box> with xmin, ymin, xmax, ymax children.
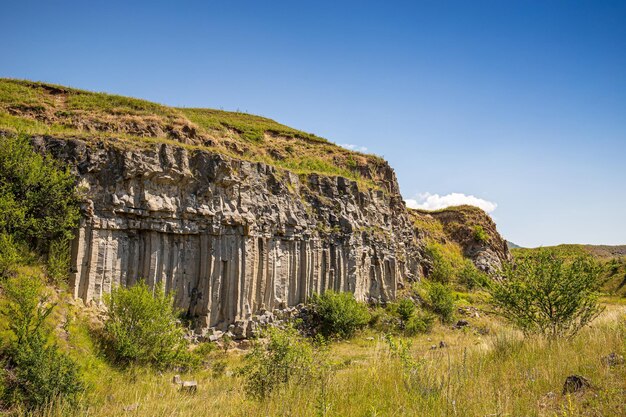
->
<box><xmin>413</xmin><ymin>205</ymin><xmax>511</xmax><ymax>273</ymax></box>
<box><xmin>34</xmin><ymin>136</ymin><xmax>422</xmax><ymax>331</ymax></box>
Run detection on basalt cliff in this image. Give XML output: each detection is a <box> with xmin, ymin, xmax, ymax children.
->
<box><xmin>0</xmin><ymin>79</ymin><xmax>510</xmax><ymax>333</ymax></box>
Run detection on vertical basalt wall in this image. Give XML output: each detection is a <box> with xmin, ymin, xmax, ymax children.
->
<box><xmin>38</xmin><ymin>136</ymin><xmax>422</xmax><ymax>330</ymax></box>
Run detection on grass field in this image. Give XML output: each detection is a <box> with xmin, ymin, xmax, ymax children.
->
<box><xmin>18</xmin><ymin>294</ymin><xmax>625</xmax><ymax>417</ymax></box>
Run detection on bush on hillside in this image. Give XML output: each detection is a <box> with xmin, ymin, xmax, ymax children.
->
<box><xmin>102</xmin><ymin>281</ymin><xmax>191</xmax><ymax>369</ymax></box>
<box><xmin>0</xmin><ymin>274</ymin><xmax>83</xmax><ymax>410</ymax></box>
<box><xmin>0</xmin><ymin>134</ymin><xmax>79</xmax><ymax>250</ymax></box>
<box><xmin>424</xmin><ymin>282</ymin><xmax>455</xmax><ymax>323</ymax></box>
<box><xmin>489</xmin><ymin>250</ymin><xmax>603</xmax><ymax>339</ymax></box>
<box><xmin>0</xmin><ymin>233</ymin><xmax>22</xmax><ymax>278</ymax></box>
<box><xmin>309</xmin><ymin>291</ymin><xmax>370</xmax><ymax>339</ymax></box>
<box><xmin>473</xmin><ymin>225</ymin><xmax>489</xmax><ymax>243</ymax></box>
<box><xmin>404</xmin><ymin>311</ymin><xmax>436</xmax><ymax>336</ymax></box>
<box><xmin>238</xmin><ymin>325</ymin><xmax>314</xmax><ymax>400</ymax></box>
<box><xmin>458</xmin><ymin>259</ymin><xmax>489</xmax><ymax>290</ymax></box>
<box><xmin>45</xmin><ymin>239</ymin><xmax>71</xmax><ymax>284</ymax></box>
<box><xmin>395</xmin><ymin>298</ymin><xmax>416</xmax><ymax>326</ymax></box>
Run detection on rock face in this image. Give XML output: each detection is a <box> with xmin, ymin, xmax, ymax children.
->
<box><xmin>35</xmin><ymin>136</ymin><xmax>422</xmax><ymax>330</ymax></box>
<box><xmin>412</xmin><ymin>205</ymin><xmax>511</xmax><ymax>273</ymax></box>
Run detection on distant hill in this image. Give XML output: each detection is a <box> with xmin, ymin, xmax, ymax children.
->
<box><xmin>506</xmin><ymin>240</ymin><xmax>522</xmax><ymax>249</ymax></box>
<box><xmin>512</xmin><ymin>244</ymin><xmax>626</xmax><ymax>260</ymax></box>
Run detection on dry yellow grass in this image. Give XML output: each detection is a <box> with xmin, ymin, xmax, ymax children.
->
<box><xmin>21</xmin><ymin>301</ymin><xmax>626</xmax><ymax>417</ymax></box>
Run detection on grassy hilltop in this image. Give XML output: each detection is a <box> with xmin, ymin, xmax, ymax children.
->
<box><xmin>0</xmin><ymin>78</ymin><xmax>388</xmax><ymax>188</ymax></box>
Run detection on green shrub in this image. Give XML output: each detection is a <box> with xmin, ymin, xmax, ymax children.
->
<box><xmin>0</xmin><ymin>274</ymin><xmax>83</xmax><ymax>410</ymax></box>
<box><xmin>489</xmin><ymin>250</ymin><xmax>603</xmax><ymax>339</ymax></box>
<box><xmin>404</xmin><ymin>312</ymin><xmax>435</xmax><ymax>336</ymax></box>
<box><xmin>424</xmin><ymin>282</ymin><xmax>455</xmax><ymax>323</ymax></box>
<box><xmin>473</xmin><ymin>225</ymin><xmax>489</xmax><ymax>243</ymax></box>
<box><xmin>0</xmin><ymin>134</ymin><xmax>79</xmax><ymax>249</ymax></box>
<box><xmin>239</xmin><ymin>326</ymin><xmax>313</xmax><ymax>399</ymax></box>
<box><xmin>102</xmin><ymin>281</ymin><xmax>191</xmax><ymax>369</ymax></box>
<box><xmin>458</xmin><ymin>259</ymin><xmax>489</xmax><ymax>290</ymax></box>
<box><xmin>309</xmin><ymin>291</ymin><xmax>370</xmax><ymax>339</ymax></box>
<box><xmin>46</xmin><ymin>239</ymin><xmax>71</xmax><ymax>284</ymax></box>
<box><xmin>0</xmin><ymin>233</ymin><xmax>22</xmax><ymax>278</ymax></box>
<box><xmin>395</xmin><ymin>298</ymin><xmax>416</xmax><ymax>325</ymax></box>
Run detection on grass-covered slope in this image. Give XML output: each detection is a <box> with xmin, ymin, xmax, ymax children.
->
<box><xmin>0</xmin><ymin>78</ymin><xmax>389</xmax><ymax>188</ymax></box>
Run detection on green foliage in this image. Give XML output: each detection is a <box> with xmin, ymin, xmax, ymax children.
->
<box><xmin>239</xmin><ymin>326</ymin><xmax>314</xmax><ymax>400</ymax></box>
<box><xmin>46</xmin><ymin>239</ymin><xmax>71</xmax><ymax>284</ymax></box>
<box><xmin>473</xmin><ymin>225</ymin><xmax>489</xmax><ymax>243</ymax></box>
<box><xmin>309</xmin><ymin>291</ymin><xmax>370</xmax><ymax>339</ymax></box>
<box><xmin>424</xmin><ymin>242</ymin><xmax>463</xmax><ymax>284</ymax></box>
<box><xmin>396</xmin><ymin>298</ymin><xmax>416</xmax><ymax>325</ymax></box>
<box><xmin>102</xmin><ymin>281</ymin><xmax>191</xmax><ymax>369</ymax></box>
<box><xmin>0</xmin><ymin>274</ymin><xmax>83</xmax><ymax>410</ymax></box>
<box><xmin>489</xmin><ymin>250</ymin><xmax>603</xmax><ymax>339</ymax></box>
<box><xmin>458</xmin><ymin>259</ymin><xmax>489</xmax><ymax>290</ymax></box>
<box><xmin>385</xmin><ymin>297</ymin><xmax>435</xmax><ymax>336</ymax></box>
<box><xmin>404</xmin><ymin>312</ymin><xmax>436</xmax><ymax>336</ymax></box>
<box><xmin>424</xmin><ymin>282</ymin><xmax>455</xmax><ymax>323</ymax></box>
<box><xmin>0</xmin><ymin>134</ymin><xmax>79</xmax><ymax>250</ymax></box>
<box><xmin>0</xmin><ymin>233</ymin><xmax>22</xmax><ymax>278</ymax></box>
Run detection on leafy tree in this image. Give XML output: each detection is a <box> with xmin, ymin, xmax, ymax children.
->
<box><xmin>102</xmin><ymin>281</ymin><xmax>191</xmax><ymax>368</ymax></box>
<box><xmin>489</xmin><ymin>250</ymin><xmax>603</xmax><ymax>339</ymax></box>
<box><xmin>0</xmin><ymin>274</ymin><xmax>83</xmax><ymax>410</ymax></box>
<box><xmin>0</xmin><ymin>134</ymin><xmax>79</xmax><ymax>250</ymax></box>
<box><xmin>309</xmin><ymin>291</ymin><xmax>370</xmax><ymax>339</ymax></box>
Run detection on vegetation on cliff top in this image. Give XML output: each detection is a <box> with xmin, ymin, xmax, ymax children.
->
<box><xmin>0</xmin><ymin>79</ymin><xmax>389</xmax><ymax>189</ymax></box>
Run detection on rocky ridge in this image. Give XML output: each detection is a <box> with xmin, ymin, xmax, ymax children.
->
<box><xmin>0</xmin><ymin>80</ymin><xmax>511</xmax><ymax>333</ymax></box>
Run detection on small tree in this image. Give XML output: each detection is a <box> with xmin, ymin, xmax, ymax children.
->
<box><xmin>396</xmin><ymin>298</ymin><xmax>416</xmax><ymax>327</ymax></box>
<box><xmin>102</xmin><ymin>281</ymin><xmax>191</xmax><ymax>369</ymax></box>
<box><xmin>1</xmin><ymin>274</ymin><xmax>84</xmax><ymax>410</ymax></box>
<box><xmin>489</xmin><ymin>250</ymin><xmax>603</xmax><ymax>339</ymax></box>
<box><xmin>238</xmin><ymin>326</ymin><xmax>313</xmax><ymax>400</ymax></box>
<box><xmin>309</xmin><ymin>291</ymin><xmax>370</xmax><ymax>339</ymax></box>
<box><xmin>424</xmin><ymin>282</ymin><xmax>455</xmax><ymax>323</ymax></box>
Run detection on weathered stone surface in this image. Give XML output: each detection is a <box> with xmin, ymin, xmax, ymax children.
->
<box><xmin>601</xmin><ymin>352</ymin><xmax>624</xmax><ymax>367</ymax></box>
<box><xmin>36</xmin><ymin>136</ymin><xmax>424</xmax><ymax>330</ymax></box>
<box><xmin>562</xmin><ymin>375</ymin><xmax>592</xmax><ymax>395</ymax></box>
<box><xmin>180</xmin><ymin>381</ymin><xmax>198</xmax><ymax>393</ymax></box>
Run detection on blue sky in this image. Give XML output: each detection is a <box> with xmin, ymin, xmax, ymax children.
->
<box><xmin>2</xmin><ymin>1</ymin><xmax>625</xmax><ymax>247</ymax></box>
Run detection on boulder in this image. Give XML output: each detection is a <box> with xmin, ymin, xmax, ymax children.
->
<box><xmin>562</xmin><ymin>375</ymin><xmax>591</xmax><ymax>395</ymax></box>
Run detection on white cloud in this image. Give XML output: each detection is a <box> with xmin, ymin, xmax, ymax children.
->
<box><xmin>339</xmin><ymin>143</ymin><xmax>368</xmax><ymax>152</ymax></box>
<box><xmin>405</xmin><ymin>192</ymin><xmax>497</xmax><ymax>213</ymax></box>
